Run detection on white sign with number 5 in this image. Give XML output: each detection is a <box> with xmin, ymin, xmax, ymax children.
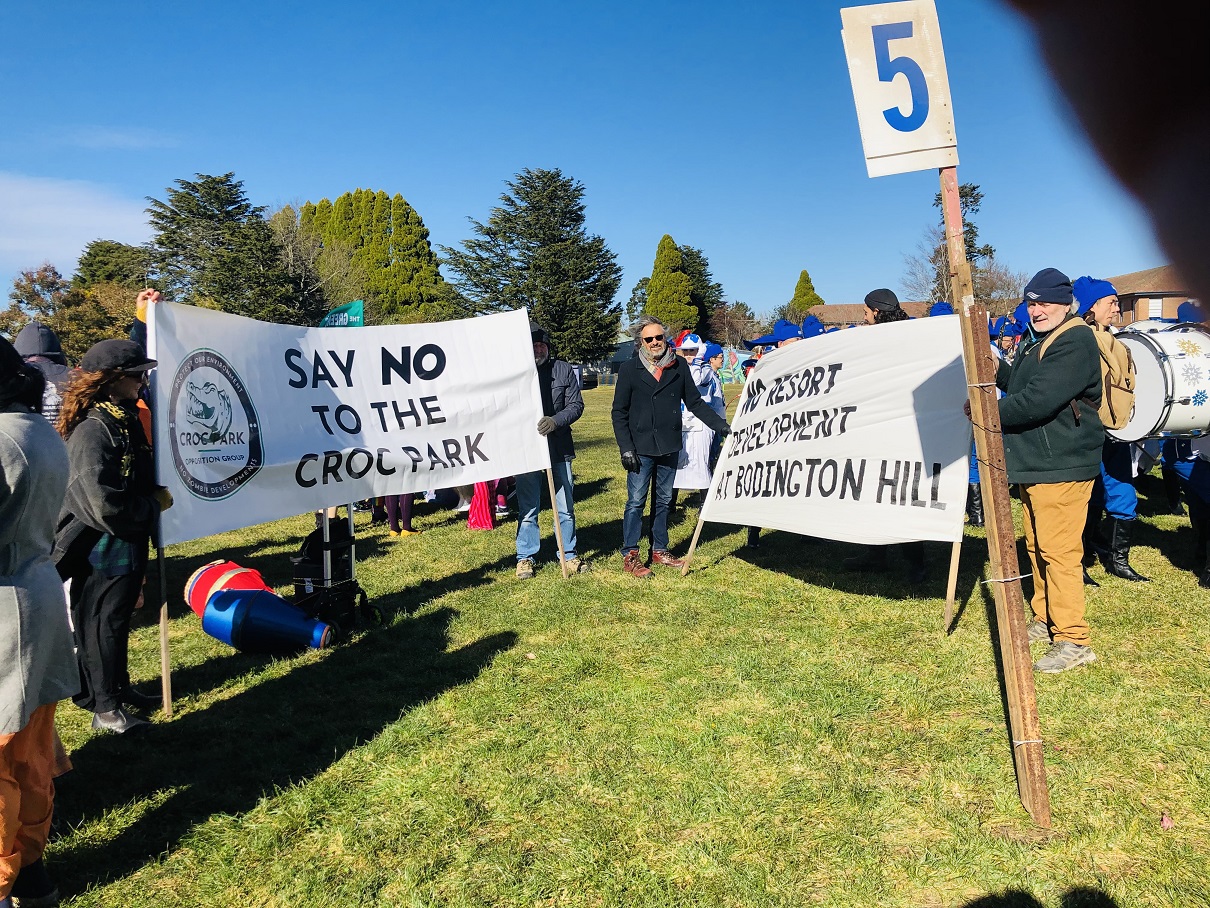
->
<box><xmin>841</xmin><ymin>0</ymin><xmax>958</xmax><ymax>177</ymax></box>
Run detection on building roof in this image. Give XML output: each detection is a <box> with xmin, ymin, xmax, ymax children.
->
<box><xmin>810</xmin><ymin>302</ymin><xmax>931</xmax><ymax>326</ymax></box>
<box><xmin>1106</xmin><ymin>264</ymin><xmax>1190</xmax><ymax>297</ymax></box>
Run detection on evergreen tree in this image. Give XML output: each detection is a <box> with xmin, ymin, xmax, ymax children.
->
<box><xmin>626</xmin><ymin>276</ymin><xmax>649</xmax><ymax>324</ymax></box>
<box><xmin>147</xmin><ymin>173</ymin><xmax>298</xmax><ymax>323</ymax></box>
<box><xmin>680</xmin><ymin>246</ymin><xmax>724</xmax><ymax>332</ymax></box>
<box><xmin>643</xmin><ymin>234</ymin><xmax>697</xmax><ymax>333</ymax></box>
<box><xmin>443</xmin><ymin>168</ymin><xmax>622</xmax><ymax>362</ymax></box>
<box><xmin>772</xmin><ymin>269</ymin><xmax>826</xmax><ymax>323</ymax></box>
<box><xmin>299</xmin><ymin>189</ymin><xmax>450</xmax><ymax>323</ymax></box>
<box><xmin>73</xmin><ymin>240</ymin><xmax>152</xmax><ymax>290</ymax></box>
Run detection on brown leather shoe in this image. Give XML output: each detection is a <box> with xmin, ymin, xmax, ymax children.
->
<box><xmin>622</xmin><ymin>550</ymin><xmax>652</xmax><ymax>578</ymax></box>
<box><xmin>651</xmin><ymin>550</ymin><xmax>684</xmax><ymax>568</ymax></box>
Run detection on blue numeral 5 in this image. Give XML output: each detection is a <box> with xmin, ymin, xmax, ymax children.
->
<box><xmin>872</xmin><ymin>21</ymin><xmax>929</xmax><ymax>132</ymax></box>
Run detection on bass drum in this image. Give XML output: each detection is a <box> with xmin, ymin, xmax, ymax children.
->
<box><xmin>1109</xmin><ymin>324</ymin><xmax>1210</xmax><ymax>441</ymax></box>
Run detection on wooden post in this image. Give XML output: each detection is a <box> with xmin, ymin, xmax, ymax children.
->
<box><xmin>944</xmin><ymin>539</ymin><xmax>961</xmax><ymax>630</ymax></box>
<box><xmin>157</xmin><ymin>545</ymin><xmax>173</xmax><ymax>718</ymax></box>
<box><xmin>546</xmin><ymin>468</ymin><xmax>570</xmax><ymax>579</ymax></box>
<box><xmin>679</xmin><ymin>516</ymin><xmax>707</xmax><ymax>577</ymax></box>
<box><xmin>941</xmin><ymin>166</ymin><xmax>1051</xmax><ymax>827</ymax></box>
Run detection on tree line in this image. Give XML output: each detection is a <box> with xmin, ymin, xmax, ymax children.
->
<box><xmin>2</xmin><ymin>166</ymin><xmax>854</xmax><ymax>363</ymax></box>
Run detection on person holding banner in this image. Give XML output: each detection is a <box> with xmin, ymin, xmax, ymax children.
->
<box><xmin>612</xmin><ymin>316</ymin><xmax>731</xmax><ymax>577</ymax></box>
<box><xmin>992</xmin><ymin>269</ymin><xmax>1104</xmax><ymax>674</ymax></box>
<box><xmin>514</xmin><ymin>323</ymin><xmax>586</xmax><ymax>578</ymax></box>
<box><xmin>1</xmin><ymin>337</ymin><xmax>77</xmax><ymax>908</ymax></box>
<box><xmin>53</xmin><ymin>340</ymin><xmax>174</xmax><ymax>733</ymax></box>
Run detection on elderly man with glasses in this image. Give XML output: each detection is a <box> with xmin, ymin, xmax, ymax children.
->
<box><xmin>611</xmin><ymin>315</ymin><xmax>731</xmax><ymax>577</ymax></box>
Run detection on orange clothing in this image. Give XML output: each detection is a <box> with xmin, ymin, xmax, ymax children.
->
<box><xmin>0</xmin><ymin>703</ymin><xmax>69</xmax><ymax>898</ymax></box>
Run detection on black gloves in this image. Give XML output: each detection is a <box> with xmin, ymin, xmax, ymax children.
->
<box><xmin>620</xmin><ymin>451</ymin><xmax>641</xmax><ymax>473</ymax></box>
<box><xmin>536</xmin><ymin>416</ymin><xmax>556</xmax><ymax>436</ymax></box>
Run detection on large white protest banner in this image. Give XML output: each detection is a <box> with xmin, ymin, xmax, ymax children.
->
<box><xmin>701</xmin><ymin>316</ymin><xmax>970</xmax><ymax>544</ymax></box>
<box><xmin>148</xmin><ymin>304</ymin><xmax>548</xmax><ymax>545</ymax></box>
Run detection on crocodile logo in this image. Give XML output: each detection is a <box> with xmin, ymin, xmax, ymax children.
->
<box><xmin>184</xmin><ymin>381</ymin><xmax>234</xmax><ymax>444</ymax></box>
<box><xmin>169</xmin><ymin>349</ymin><xmax>263</xmax><ymax>501</ymax></box>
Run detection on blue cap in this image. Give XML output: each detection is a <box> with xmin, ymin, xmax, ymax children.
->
<box><xmin>1012</xmin><ymin>301</ymin><xmax>1030</xmax><ymax>329</ymax></box>
<box><xmin>702</xmin><ymin>342</ymin><xmax>724</xmax><ymax>361</ymax></box>
<box><xmin>800</xmin><ymin>314</ymin><xmax>825</xmax><ymax>338</ymax></box>
<box><xmin>1073</xmin><ymin>276</ymin><xmax>1117</xmax><ymax>316</ymax></box>
<box><xmin>677</xmin><ymin>333</ymin><xmax>704</xmax><ymax>350</ymax></box>
<box><xmin>744</xmin><ymin>319</ymin><xmax>802</xmax><ymax>349</ymax></box>
<box><xmin>930</xmin><ymin>301</ymin><xmax>955</xmax><ymax>317</ymax></box>
<box><xmin>1177</xmin><ymin>300</ymin><xmax>1206</xmax><ymax>324</ymax></box>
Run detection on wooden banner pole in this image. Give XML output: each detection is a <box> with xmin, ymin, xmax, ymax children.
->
<box><xmin>944</xmin><ymin>539</ymin><xmax>961</xmax><ymax>630</ymax></box>
<box><xmin>157</xmin><ymin>544</ymin><xmax>173</xmax><ymax>718</ymax></box>
<box><xmin>679</xmin><ymin>516</ymin><xmax>707</xmax><ymax>577</ymax></box>
<box><xmin>941</xmin><ymin>165</ymin><xmax>1050</xmax><ymax>827</ymax></box>
<box><xmin>546</xmin><ymin>468</ymin><xmax>570</xmax><ymax>579</ymax></box>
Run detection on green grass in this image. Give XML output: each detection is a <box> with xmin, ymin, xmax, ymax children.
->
<box><xmin>50</xmin><ymin>386</ymin><xmax>1209</xmax><ymax>907</ymax></box>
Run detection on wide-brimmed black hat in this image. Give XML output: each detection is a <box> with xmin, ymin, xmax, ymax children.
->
<box><xmin>80</xmin><ymin>339</ymin><xmax>157</xmax><ymax>373</ymax></box>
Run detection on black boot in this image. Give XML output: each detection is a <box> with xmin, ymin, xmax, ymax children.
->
<box><xmin>902</xmin><ymin>541</ymin><xmax>927</xmax><ymax>586</ymax></box>
<box><xmin>1083</xmin><ymin>566</ymin><xmax>1099</xmax><ymax>586</ymax></box>
<box><xmin>843</xmin><ymin>546</ymin><xmax>888</xmax><ymax>571</ymax></box>
<box><xmin>1162</xmin><ymin>465</ymin><xmax>1185</xmax><ymax>515</ymax></box>
<box><xmin>1082</xmin><ymin>508</ymin><xmax>1107</xmax><ymax>567</ymax></box>
<box><xmin>1104</xmin><ymin>518</ymin><xmax>1150</xmax><ymax>582</ymax></box>
<box><xmin>1188</xmin><ymin>505</ymin><xmax>1209</xmax><ymax>580</ymax></box>
<box><xmin>966</xmin><ymin>483</ymin><xmax>984</xmax><ymax>527</ymax></box>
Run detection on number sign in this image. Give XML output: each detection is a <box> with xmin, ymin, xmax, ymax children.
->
<box><xmin>841</xmin><ymin>0</ymin><xmax>958</xmax><ymax>177</ymax></box>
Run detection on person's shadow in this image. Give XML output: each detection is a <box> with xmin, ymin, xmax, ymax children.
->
<box><xmin>53</xmin><ymin>605</ymin><xmax>516</xmax><ymax>894</ymax></box>
<box><xmin>961</xmin><ymin>887</ymin><xmax>1121</xmax><ymax>907</ymax></box>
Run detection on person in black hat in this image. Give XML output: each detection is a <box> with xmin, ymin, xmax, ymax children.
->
<box><xmin>983</xmin><ymin>267</ymin><xmax>1104</xmax><ymax>673</ymax></box>
<box><xmin>52</xmin><ymin>338</ymin><xmax>173</xmax><ymax>734</ymax></box>
<box><xmin>863</xmin><ymin>288</ymin><xmax>910</xmax><ymax>325</ymax></box>
<box><xmin>12</xmin><ymin>320</ymin><xmax>72</xmax><ymax>424</ymax></box>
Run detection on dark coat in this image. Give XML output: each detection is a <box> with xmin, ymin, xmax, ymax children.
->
<box><xmin>996</xmin><ymin>314</ymin><xmax>1104</xmax><ymax>484</ymax></box>
<box><xmin>538</xmin><ymin>357</ymin><xmax>584</xmax><ymax>462</ymax></box>
<box><xmin>612</xmin><ymin>355</ymin><xmax>730</xmax><ymax>457</ymax></box>
<box><xmin>53</xmin><ymin>401</ymin><xmax>158</xmax><ymax>575</ymax></box>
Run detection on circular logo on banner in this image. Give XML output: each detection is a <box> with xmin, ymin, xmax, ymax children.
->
<box><xmin>168</xmin><ymin>349</ymin><xmax>264</xmax><ymax>500</ymax></box>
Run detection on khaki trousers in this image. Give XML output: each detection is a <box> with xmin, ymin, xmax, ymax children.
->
<box><xmin>0</xmin><ymin>703</ymin><xmax>69</xmax><ymax>898</ymax></box>
<box><xmin>1019</xmin><ymin>480</ymin><xmax>1094</xmax><ymax>646</ymax></box>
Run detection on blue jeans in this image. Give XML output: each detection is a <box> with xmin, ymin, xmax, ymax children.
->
<box><xmin>1090</xmin><ymin>440</ymin><xmax>1137</xmax><ymax>520</ymax></box>
<box><xmin>515</xmin><ymin>461</ymin><xmax>577</xmax><ymax>561</ymax></box>
<box><xmin>622</xmin><ymin>452</ymin><xmax>679</xmax><ymax>553</ymax></box>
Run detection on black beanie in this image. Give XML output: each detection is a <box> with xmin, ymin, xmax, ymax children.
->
<box><xmin>0</xmin><ymin>335</ymin><xmax>24</xmax><ymax>382</ymax></box>
<box><xmin>864</xmin><ymin>288</ymin><xmax>901</xmax><ymax>312</ymax></box>
<box><xmin>1022</xmin><ymin>268</ymin><xmax>1073</xmax><ymax>305</ymax></box>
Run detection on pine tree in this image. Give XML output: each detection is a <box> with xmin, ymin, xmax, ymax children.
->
<box><xmin>299</xmin><ymin>189</ymin><xmax>450</xmax><ymax>323</ymax></box>
<box><xmin>643</xmin><ymin>234</ymin><xmax>697</xmax><ymax>333</ymax></box>
<box><xmin>1</xmin><ymin>263</ymin><xmax>133</xmax><ymax>361</ymax></box>
<box><xmin>443</xmin><ymin>168</ymin><xmax>622</xmax><ymax>362</ymax></box>
<box><xmin>146</xmin><ymin>173</ymin><xmax>298</xmax><ymax>323</ymax></box>
<box><xmin>73</xmin><ymin>240</ymin><xmax>152</xmax><ymax>290</ymax></box>
<box><xmin>680</xmin><ymin>246</ymin><xmax>724</xmax><ymax>332</ymax></box>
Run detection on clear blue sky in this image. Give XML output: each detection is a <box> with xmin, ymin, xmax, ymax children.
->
<box><xmin>0</xmin><ymin>0</ymin><xmax>1163</xmax><ymax>316</ymax></box>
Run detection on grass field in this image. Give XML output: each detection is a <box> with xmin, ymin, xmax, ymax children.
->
<box><xmin>49</xmin><ymin>386</ymin><xmax>1209</xmax><ymax>907</ymax></box>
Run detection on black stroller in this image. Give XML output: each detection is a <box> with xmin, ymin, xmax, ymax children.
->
<box><xmin>290</xmin><ymin>509</ymin><xmax>384</xmax><ymax>642</ymax></box>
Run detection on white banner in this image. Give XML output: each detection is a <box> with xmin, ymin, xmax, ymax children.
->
<box><xmin>701</xmin><ymin>317</ymin><xmax>970</xmax><ymax>544</ymax></box>
<box><xmin>148</xmin><ymin>304</ymin><xmax>548</xmax><ymax>545</ymax></box>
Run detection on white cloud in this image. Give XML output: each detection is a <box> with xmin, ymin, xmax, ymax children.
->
<box><xmin>0</xmin><ymin>171</ymin><xmax>151</xmax><ymax>285</ymax></box>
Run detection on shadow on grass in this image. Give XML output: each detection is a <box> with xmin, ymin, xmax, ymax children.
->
<box><xmin>54</xmin><ymin>605</ymin><xmax>517</xmax><ymax>896</ymax></box>
<box><xmin>960</xmin><ymin>887</ymin><xmax>1120</xmax><ymax>907</ymax></box>
<box><xmin>726</xmin><ymin>527</ymin><xmax>991</xmax><ymax>605</ymax></box>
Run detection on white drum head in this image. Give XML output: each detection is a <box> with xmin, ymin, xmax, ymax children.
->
<box><xmin>1111</xmin><ymin>332</ymin><xmax>1168</xmax><ymax>441</ymax></box>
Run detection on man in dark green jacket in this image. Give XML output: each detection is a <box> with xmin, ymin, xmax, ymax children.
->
<box><xmin>996</xmin><ymin>268</ymin><xmax>1104</xmax><ymax>673</ymax></box>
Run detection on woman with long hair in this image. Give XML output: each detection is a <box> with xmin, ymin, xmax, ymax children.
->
<box><xmin>1</xmin><ymin>336</ymin><xmax>76</xmax><ymax>908</ymax></box>
<box><xmin>52</xmin><ymin>339</ymin><xmax>172</xmax><ymax>735</ymax></box>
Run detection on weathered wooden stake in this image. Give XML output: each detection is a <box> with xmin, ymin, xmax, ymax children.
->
<box><xmin>941</xmin><ymin>165</ymin><xmax>1051</xmax><ymax>827</ymax></box>
<box><xmin>546</xmin><ymin>468</ymin><xmax>570</xmax><ymax>579</ymax></box>
<box><xmin>944</xmin><ymin>539</ymin><xmax>961</xmax><ymax>630</ymax></box>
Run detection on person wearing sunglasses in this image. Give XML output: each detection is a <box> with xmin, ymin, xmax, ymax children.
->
<box><xmin>611</xmin><ymin>316</ymin><xmax>731</xmax><ymax>577</ymax></box>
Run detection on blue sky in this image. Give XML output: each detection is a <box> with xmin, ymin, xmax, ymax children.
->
<box><xmin>0</xmin><ymin>0</ymin><xmax>1163</xmax><ymax>316</ymax></box>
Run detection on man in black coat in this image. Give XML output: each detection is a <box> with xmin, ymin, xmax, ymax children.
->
<box><xmin>611</xmin><ymin>316</ymin><xmax>730</xmax><ymax>577</ymax></box>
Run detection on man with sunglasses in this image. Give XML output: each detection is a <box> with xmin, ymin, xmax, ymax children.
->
<box><xmin>612</xmin><ymin>315</ymin><xmax>731</xmax><ymax>577</ymax></box>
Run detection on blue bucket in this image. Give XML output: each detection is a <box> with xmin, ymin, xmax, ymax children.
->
<box><xmin>202</xmin><ymin>588</ymin><xmax>331</xmax><ymax>652</ymax></box>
